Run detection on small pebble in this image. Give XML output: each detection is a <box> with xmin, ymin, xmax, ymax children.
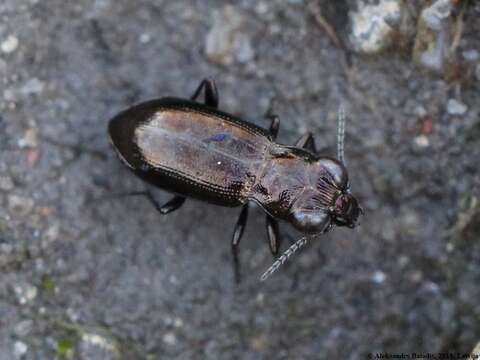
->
<box><xmin>1</xmin><ymin>35</ymin><xmax>19</xmax><ymax>54</ymax></box>
<box><xmin>462</xmin><ymin>49</ymin><xmax>479</xmax><ymax>62</ymax></box>
<box><xmin>162</xmin><ymin>332</ymin><xmax>177</xmax><ymax>346</ymax></box>
<box><xmin>20</xmin><ymin>78</ymin><xmax>45</xmax><ymax>96</ymax></box>
<box><xmin>42</xmin><ymin>222</ymin><xmax>60</xmax><ymax>248</ymax></box>
<box><xmin>255</xmin><ymin>2</ymin><xmax>269</xmax><ymax>16</ymax></box>
<box><xmin>414</xmin><ymin>135</ymin><xmax>430</xmax><ymax>148</ymax></box>
<box><xmin>414</xmin><ymin>105</ymin><xmax>427</xmax><ymax>118</ymax></box>
<box><xmin>13</xmin><ymin>341</ymin><xmax>28</xmax><ymax>359</ymax></box>
<box><xmin>26</xmin><ymin>149</ymin><xmax>41</xmax><ymax>167</ymax></box>
<box><xmin>13</xmin><ymin>283</ymin><xmax>38</xmax><ymax>305</ymax></box>
<box><xmin>139</xmin><ymin>33</ymin><xmax>151</xmax><ymax>44</ymax></box>
<box><xmin>173</xmin><ymin>317</ymin><xmax>184</xmax><ymax>328</ymax></box>
<box><xmin>8</xmin><ymin>195</ymin><xmax>35</xmax><ymax>217</ymax></box>
<box><xmin>18</xmin><ymin>128</ymin><xmax>38</xmax><ymax>148</ymax></box>
<box><xmin>422</xmin><ymin>0</ymin><xmax>452</xmax><ymax>31</ymax></box>
<box><xmin>446</xmin><ymin>242</ymin><xmax>454</xmax><ymax>253</ymax></box>
<box><xmin>13</xmin><ymin>319</ymin><xmax>33</xmax><ymax>337</ymax></box>
<box><xmin>0</xmin><ymin>175</ymin><xmax>14</xmax><ymax>191</ymax></box>
<box><xmin>81</xmin><ymin>333</ymin><xmax>117</xmax><ymax>353</ymax></box>
<box><xmin>447</xmin><ymin>99</ymin><xmax>468</xmax><ymax>116</ymax></box>
<box><xmin>371</xmin><ymin>271</ymin><xmax>387</xmax><ymax>284</ymax></box>
<box><xmin>398</xmin><ymin>256</ymin><xmax>409</xmax><ymax>267</ymax></box>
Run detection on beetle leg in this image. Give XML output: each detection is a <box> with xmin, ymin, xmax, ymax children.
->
<box><xmin>157</xmin><ymin>195</ymin><xmax>186</xmax><ymax>215</ymax></box>
<box><xmin>266</xmin><ymin>215</ymin><xmax>281</xmax><ymax>256</ymax></box>
<box><xmin>101</xmin><ymin>190</ymin><xmax>185</xmax><ymax>214</ymax></box>
<box><xmin>190</xmin><ymin>78</ymin><xmax>219</xmax><ymax>108</ymax></box>
<box><xmin>231</xmin><ymin>203</ymin><xmax>249</xmax><ymax>283</ymax></box>
<box><xmin>264</xmin><ymin>100</ymin><xmax>280</xmax><ymax>140</ymax></box>
<box><xmin>295</xmin><ymin>132</ymin><xmax>317</xmax><ymax>153</ymax></box>
<box><xmin>142</xmin><ymin>191</ymin><xmax>185</xmax><ymax>215</ymax></box>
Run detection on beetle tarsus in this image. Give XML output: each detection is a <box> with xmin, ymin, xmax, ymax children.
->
<box><xmin>266</xmin><ymin>215</ymin><xmax>281</xmax><ymax>256</ymax></box>
<box><xmin>231</xmin><ymin>203</ymin><xmax>249</xmax><ymax>283</ymax></box>
<box><xmin>142</xmin><ymin>191</ymin><xmax>186</xmax><ymax>215</ymax></box>
<box><xmin>295</xmin><ymin>132</ymin><xmax>317</xmax><ymax>153</ymax></box>
<box><xmin>158</xmin><ymin>195</ymin><xmax>186</xmax><ymax>215</ymax></box>
<box><xmin>191</xmin><ymin>78</ymin><xmax>219</xmax><ymax>108</ymax></box>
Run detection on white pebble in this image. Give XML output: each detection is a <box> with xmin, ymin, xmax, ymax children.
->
<box><xmin>414</xmin><ymin>135</ymin><xmax>429</xmax><ymax>148</ymax></box>
<box><xmin>139</xmin><ymin>33</ymin><xmax>151</xmax><ymax>44</ymax></box>
<box><xmin>13</xmin><ymin>341</ymin><xmax>28</xmax><ymax>358</ymax></box>
<box><xmin>162</xmin><ymin>332</ymin><xmax>177</xmax><ymax>346</ymax></box>
<box><xmin>447</xmin><ymin>98</ymin><xmax>468</xmax><ymax>116</ymax></box>
<box><xmin>13</xmin><ymin>283</ymin><xmax>37</xmax><ymax>305</ymax></box>
<box><xmin>81</xmin><ymin>333</ymin><xmax>117</xmax><ymax>352</ymax></box>
<box><xmin>371</xmin><ymin>271</ymin><xmax>387</xmax><ymax>284</ymax></box>
<box><xmin>462</xmin><ymin>49</ymin><xmax>479</xmax><ymax>62</ymax></box>
<box><xmin>1</xmin><ymin>35</ymin><xmax>19</xmax><ymax>54</ymax></box>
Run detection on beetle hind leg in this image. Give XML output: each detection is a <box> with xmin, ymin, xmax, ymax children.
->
<box><xmin>191</xmin><ymin>78</ymin><xmax>219</xmax><ymax>108</ymax></box>
<box><xmin>154</xmin><ymin>194</ymin><xmax>186</xmax><ymax>215</ymax></box>
<box><xmin>231</xmin><ymin>203</ymin><xmax>249</xmax><ymax>283</ymax></box>
<box><xmin>101</xmin><ymin>190</ymin><xmax>185</xmax><ymax>215</ymax></box>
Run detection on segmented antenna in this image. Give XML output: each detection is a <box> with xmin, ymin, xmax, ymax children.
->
<box><xmin>337</xmin><ymin>104</ymin><xmax>346</xmax><ymax>164</ymax></box>
<box><xmin>260</xmin><ymin>236</ymin><xmax>309</xmax><ymax>281</ymax></box>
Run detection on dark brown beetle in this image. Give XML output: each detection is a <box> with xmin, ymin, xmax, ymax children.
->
<box><xmin>108</xmin><ymin>79</ymin><xmax>362</xmax><ymax>280</ymax></box>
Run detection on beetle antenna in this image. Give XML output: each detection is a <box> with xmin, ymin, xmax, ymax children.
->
<box><xmin>260</xmin><ymin>235</ymin><xmax>309</xmax><ymax>281</ymax></box>
<box><xmin>337</xmin><ymin>104</ymin><xmax>346</xmax><ymax>164</ymax></box>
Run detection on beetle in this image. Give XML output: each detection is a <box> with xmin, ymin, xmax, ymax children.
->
<box><xmin>108</xmin><ymin>79</ymin><xmax>362</xmax><ymax>280</ymax></box>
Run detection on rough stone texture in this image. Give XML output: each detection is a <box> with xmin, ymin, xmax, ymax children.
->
<box><xmin>0</xmin><ymin>1</ymin><xmax>479</xmax><ymax>359</ymax></box>
<box><xmin>473</xmin><ymin>342</ymin><xmax>480</xmax><ymax>357</ymax></box>
<box><xmin>413</xmin><ymin>0</ymin><xmax>454</xmax><ymax>73</ymax></box>
<box><xmin>348</xmin><ymin>0</ymin><xmax>403</xmax><ymax>53</ymax></box>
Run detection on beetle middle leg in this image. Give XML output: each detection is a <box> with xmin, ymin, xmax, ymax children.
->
<box><xmin>191</xmin><ymin>78</ymin><xmax>219</xmax><ymax>108</ymax></box>
<box><xmin>231</xmin><ymin>203</ymin><xmax>249</xmax><ymax>283</ymax></box>
<box><xmin>295</xmin><ymin>132</ymin><xmax>317</xmax><ymax>153</ymax></box>
<box><xmin>264</xmin><ymin>99</ymin><xmax>280</xmax><ymax>140</ymax></box>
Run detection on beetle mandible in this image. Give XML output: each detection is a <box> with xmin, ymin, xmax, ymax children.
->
<box><xmin>108</xmin><ymin>79</ymin><xmax>362</xmax><ymax>280</ymax></box>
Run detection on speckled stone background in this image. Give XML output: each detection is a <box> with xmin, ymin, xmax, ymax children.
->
<box><xmin>1</xmin><ymin>1</ymin><xmax>479</xmax><ymax>359</ymax></box>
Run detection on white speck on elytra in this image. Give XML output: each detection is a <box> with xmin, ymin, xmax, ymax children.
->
<box><xmin>217</xmin><ymin>161</ymin><xmax>222</xmax><ymax>165</ymax></box>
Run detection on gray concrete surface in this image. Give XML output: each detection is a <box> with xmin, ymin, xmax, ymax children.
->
<box><xmin>1</xmin><ymin>1</ymin><xmax>479</xmax><ymax>359</ymax></box>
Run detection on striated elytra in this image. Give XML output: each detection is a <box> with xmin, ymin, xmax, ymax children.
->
<box><xmin>108</xmin><ymin>79</ymin><xmax>362</xmax><ymax>281</ymax></box>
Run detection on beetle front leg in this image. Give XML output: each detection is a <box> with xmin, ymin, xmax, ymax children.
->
<box><xmin>295</xmin><ymin>132</ymin><xmax>317</xmax><ymax>153</ymax></box>
<box><xmin>264</xmin><ymin>100</ymin><xmax>280</xmax><ymax>140</ymax></box>
<box><xmin>266</xmin><ymin>215</ymin><xmax>281</xmax><ymax>256</ymax></box>
<box><xmin>231</xmin><ymin>203</ymin><xmax>249</xmax><ymax>283</ymax></box>
<box><xmin>190</xmin><ymin>78</ymin><xmax>219</xmax><ymax>108</ymax></box>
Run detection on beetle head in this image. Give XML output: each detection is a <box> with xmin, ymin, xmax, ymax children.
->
<box><xmin>289</xmin><ymin>158</ymin><xmax>361</xmax><ymax>233</ymax></box>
